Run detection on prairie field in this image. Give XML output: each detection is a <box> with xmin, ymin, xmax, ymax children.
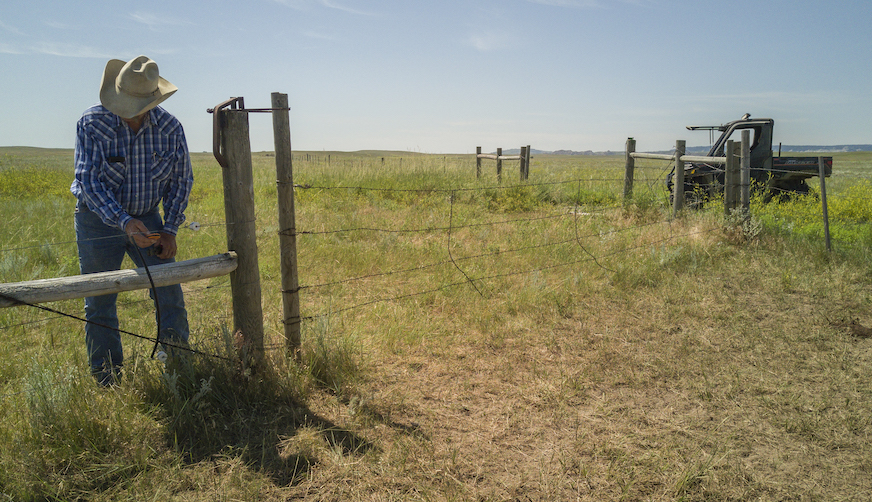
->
<box><xmin>1</xmin><ymin>146</ymin><xmax>872</xmax><ymax>501</ymax></box>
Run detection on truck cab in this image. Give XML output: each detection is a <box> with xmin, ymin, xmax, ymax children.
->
<box><xmin>688</xmin><ymin>115</ymin><xmax>774</xmax><ymax>173</ymax></box>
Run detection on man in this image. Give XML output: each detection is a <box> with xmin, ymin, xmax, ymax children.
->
<box><xmin>71</xmin><ymin>55</ymin><xmax>193</xmax><ymax>386</ymax></box>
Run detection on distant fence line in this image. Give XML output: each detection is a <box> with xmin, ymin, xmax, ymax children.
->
<box><xmin>476</xmin><ymin>145</ymin><xmax>531</xmax><ymax>183</ymax></box>
<box><xmin>294</xmin><ymin>154</ymin><xmax>405</xmax><ymax>169</ymax></box>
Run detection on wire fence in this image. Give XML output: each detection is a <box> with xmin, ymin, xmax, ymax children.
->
<box><xmin>1</xmin><ymin>152</ymin><xmax>870</xmax><ymax>369</ymax></box>
<box><xmin>288</xmin><ymin>175</ymin><xmax>701</xmax><ymax>326</ymax></box>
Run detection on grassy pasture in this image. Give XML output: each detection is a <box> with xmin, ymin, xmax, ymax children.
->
<box><xmin>1</xmin><ymin>146</ymin><xmax>872</xmax><ymax>500</ymax></box>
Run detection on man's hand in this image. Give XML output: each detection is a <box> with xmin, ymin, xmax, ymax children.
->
<box><xmin>125</xmin><ymin>220</ymin><xmax>177</xmax><ymax>259</ymax></box>
<box><xmin>125</xmin><ymin>219</ymin><xmax>154</xmax><ymax>248</ymax></box>
<box><xmin>156</xmin><ymin>232</ymin><xmax>177</xmax><ymax>260</ymax></box>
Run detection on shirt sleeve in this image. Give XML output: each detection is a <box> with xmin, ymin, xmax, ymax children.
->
<box><xmin>73</xmin><ymin>116</ymin><xmax>133</xmax><ymax>232</ymax></box>
<box><xmin>160</xmin><ymin>126</ymin><xmax>193</xmax><ymax>236</ymax></box>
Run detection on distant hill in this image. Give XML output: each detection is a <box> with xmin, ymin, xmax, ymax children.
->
<box><xmin>772</xmin><ymin>145</ymin><xmax>872</xmax><ymax>153</ymax></box>
<box><xmin>501</xmin><ymin>148</ymin><xmax>623</xmax><ymax>156</ymax></box>
<box><xmin>681</xmin><ymin>145</ymin><xmax>872</xmax><ymax>155</ymax></box>
<box><xmin>498</xmin><ymin>145</ymin><xmax>872</xmax><ymax>156</ymax></box>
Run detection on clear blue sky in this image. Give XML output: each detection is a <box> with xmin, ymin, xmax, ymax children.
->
<box><xmin>1</xmin><ymin>0</ymin><xmax>870</xmax><ymax>154</ymax></box>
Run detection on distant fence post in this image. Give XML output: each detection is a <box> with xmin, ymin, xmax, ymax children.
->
<box><xmin>672</xmin><ymin>140</ymin><xmax>686</xmax><ymax>216</ymax></box>
<box><xmin>623</xmin><ymin>138</ymin><xmax>636</xmax><ymax>200</ymax></box>
<box><xmin>271</xmin><ymin>92</ymin><xmax>301</xmax><ymax>361</ymax></box>
<box><xmin>216</xmin><ymin>98</ymin><xmax>266</xmax><ymax>369</ymax></box>
<box><xmin>496</xmin><ymin>147</ymin><xmax>503</xmax><ymax>184</ymax></box>
<box><xmin>476</xmin><ymin>146</ymin><xmax>482</xmax><ymax>179</ymax></box>
<box><xmin>818</xmin><ymin>156</ymin><xmax>832</xmax><ymax>252</ymax></box>
<box><xmin>525</xmin><ymin>145</ymin><xmax>531</xmax><ymax>179</ymax></box>
<box><xmin>519</xmin><ymin>146</ymin><xmax>528</xmax><ymax>181</ymax></box>
<box><xmin>740</xmin><ymin>130</ymin><xmax>751</xmax><ymax>215</ymax></box>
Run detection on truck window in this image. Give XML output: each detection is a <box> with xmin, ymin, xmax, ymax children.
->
<box><xmin>719</xmin><ymin>126</ymin><xmax>759</xmax><ymax>154</ymax></box>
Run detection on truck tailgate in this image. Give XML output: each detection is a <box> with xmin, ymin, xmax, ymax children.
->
<box><xmin>773</xmin><ymin>157</ymin><xmax>832</xmax><ymax>178</ymax></box>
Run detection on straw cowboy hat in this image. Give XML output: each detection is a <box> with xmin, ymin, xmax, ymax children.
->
<box><xmin>100</xmin><ymin>55</ymin><xmax>177</xmax><ymax>119</ymax></box>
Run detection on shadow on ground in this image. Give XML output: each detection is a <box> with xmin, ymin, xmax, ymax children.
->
<box><xmin>137</xmin><ymin>353</ymin><xmax>376</xmax><ymax>487</ymax></box>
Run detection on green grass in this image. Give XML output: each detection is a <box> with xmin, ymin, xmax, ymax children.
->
<box><xmin>2</xmin><ymin>147</ymin><xmax>872</xmax><ymax>500</ymax></box>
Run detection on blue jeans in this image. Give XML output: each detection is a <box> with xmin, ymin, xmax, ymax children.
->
<box><xmin>75</xmin><ymin>201</ymin><xmax>189</xmax><ymax>383</ymax></box>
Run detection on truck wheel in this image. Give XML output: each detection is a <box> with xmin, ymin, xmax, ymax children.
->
<box><xmin>669</xmin><ymin>188</ymin><xmax>705</xmax><ymax>210</ymax></box>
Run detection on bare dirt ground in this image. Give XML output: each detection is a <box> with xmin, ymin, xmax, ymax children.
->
<box><xmin>281</xmin><ymin>267</ymin><xmax>872</xmax><ymax>501</ymax></box>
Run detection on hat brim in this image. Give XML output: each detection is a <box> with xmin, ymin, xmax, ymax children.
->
<box><xmin>99</xmin><ymin>59</ymin><xmax>178</xmax><ymax>119</ymax></box>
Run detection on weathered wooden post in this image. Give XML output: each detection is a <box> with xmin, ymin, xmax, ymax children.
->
<box><xmin>496</xmin><ymin>147</ymin><xmax>503</xmax><ymax>184</ymax></box>
<box><xmin>739</xmin><ymin>129</ymin><xmax>751</xmax><ymax>218</ymax></box>
<box><xmin>519</xmin><ymin>146</ymin><xmax>528</xmax><ymax>182</ymax></box>
<box><xmin>740</xmin><ymin>130</ymin><xmax>751</xmax><ymax>215</ymax></box>
<box><xmin>271</xmin><ymin>92</ymin><xmax>301</xmax><ymax>361</ymax></box>
<box><xmin>672</xmin><ymin>140</ymin><xmax>686</xmax><ymax>216</ymax></box>
<box><xmin>216</xmin><ymin>98</ymin><xmax>265</xmax><ymax>368</ymax></box>
<box><xmin>525</xmin><ymin>145</ymin><xmax>531</xmax><ymax>179</ymax></box>
<box><xmin>724</xmin><ymin>140</ymin><xmax>738</xmax><ymax>215</ymax></box>
<box><xmin>524</xmin><ymin>145</ymin><xmax>533</xmax><ymax>180</ymax></box>
<box><xmin>623</xmin><ymin>138</ymin><xmax>636</xmax><ymax>200</ymax></box>
<box><xmin>524</xmin><ymin>145</ymin><xmax>533</xmax><ymax>179</ymax></box>
<box><xmin>476</xmin><ymin>146</ymin><xmax>482</xmax><ymax>179</ymax></box>
<box><xmin>818</xmin><ymin>156</ymin><xmax>832</xmax><ymax>252</ymax></box>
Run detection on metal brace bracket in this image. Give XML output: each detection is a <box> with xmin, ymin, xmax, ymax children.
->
<box><xmin>208</xmin><ymin>97</ymin><xmax>244</xmax><ymax>168</ymax></box>
<box><xmin>207</xmin><ymin>97</ymin><xmax>291</xmax><ymax>168</ymax></box>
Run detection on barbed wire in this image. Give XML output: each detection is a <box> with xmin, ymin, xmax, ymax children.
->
<box><xmin>572</xmin><ymin>180</ymin><xmax>616</xmax><ymax>274</ymax></box>
<box><xmin>297</xmin><ymin>215</ymin><xmax>668</xmax><ymax>291</ymax></box>
<box><xmin>0</xmin><ymin>280</ymin><xmax>231</xmax><ymax>333</ymax></box>
<box><xmin>295</xmin><ymin>177</ymin><xmax>609</xmax><ymax>194</ymax></box>
<box><xmin>291</xmin><ymin>211</ymin><xmax>577</xmax><ymax>237</ymax></box>
<box><xmin>0</xmin><ymin>290</ymin><xmax>233</xmax><ymax>363</ymax></box>
<box><xmin>4</xmin><ymin>161</ymin><xmax>870</xmax><ymax>369</ymax></box>
<box><xmin>447</xmin><ymin>191</ymin><xmax>484</xmax><ymax>296</ymax></box>
<box><xmin>297</xmin><ymin>225</ymin><xmax>717</xmax><ymax>323</ymax></box>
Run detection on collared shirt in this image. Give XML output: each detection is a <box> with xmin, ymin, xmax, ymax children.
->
<box><xmin>71</xmin><ymin>104</ymin><xmax>193</xmax><ymax>235</ymax></box>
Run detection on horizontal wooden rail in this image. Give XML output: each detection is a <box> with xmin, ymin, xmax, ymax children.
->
<box><xmin>629</xmin><ymin>152</ymin><xmax>675</xmax><ymax>161</ymax></box>
<box><xmin>477</xmin><ymin>154</ymin><xmax>521</xmax><ymax>161</ymax></box>
<box><xmin>630</xmin><ymin>152</ymin><xmax>727</xmax><ymax>165</ymax></box>
<box><xmin>0</xmin><ymin>252</ymin><xmax>238</xmax><ymax>308</ymax></box>
<box><xmin>680</xmin><ymin>155</ymin><xmax>726</xmax><ymax>164</ymax></box>
<box><xmin>630</xmin><ymin>152</ymin><xmax>727</xmax><ymax>164</ymax></box>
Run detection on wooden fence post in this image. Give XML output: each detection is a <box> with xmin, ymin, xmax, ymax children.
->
<box><xmin>623</xmin><ymin>138</ymin><xmax>636</xmax><ymax>200</ymax></box>
<box><xmin>220</xmin><ymin>105</ymin><xmax>265</xmax><ymax>368</ymax></box>
<box><xmin>724</xmin><ymin>140</ymin><xmax>738</xmax><ymax>215</ymax></box>
<box><xmin>672</xmin><ymin>140</ymin><xmax>686</xmax><ymax>216</ymax></box>
<box><xmin>496</xmin><ymin>147</ymin><xmax>503</xmax><ymax>184</ymax></box>
<box><xmin>740</xmin><ymin>130</ymin><xmax>751</xmax><ymax>215</ymax></box>
<box><xmin>476</xmin><ymin>146</ymin><xmax>482</xmax><ymax>179</ymax></box>
<box><xmin>520</xmin><ymin>146</ymin><xmax>527</xmax><ymax>182</ymax></box>
<box><xmin>526</xmin><ymin>145</ymin><xmax>531</xmax><ymax>180</ymax></box>
<box><xmin>818</xmin><ymin>156</ymin><xmax>832</xmax><ymax>252</ymax></box>
<box><xmin>271</xmin><ymin>92</ymin><xmax>301</xmax><ymax>361</ymax></box>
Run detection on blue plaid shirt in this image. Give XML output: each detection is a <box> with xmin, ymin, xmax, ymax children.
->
<box><xmin>71</xmin><ymin>104</ymin><xmax>193</xmax><ymax>235</ymax></box>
